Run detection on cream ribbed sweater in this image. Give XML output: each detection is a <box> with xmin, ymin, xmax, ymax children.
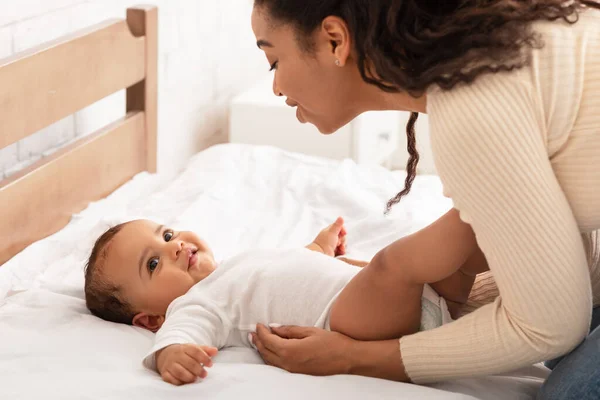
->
<box><xmin>399</xmin><ymin>9</ymin><xmax>600</xmax><ymax>383</ymax></box>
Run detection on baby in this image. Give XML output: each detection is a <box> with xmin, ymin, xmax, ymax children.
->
<box><xmin>85</xmin><ymin>215</ymin><xmax>481</xmax><ymax>386</ymax></box>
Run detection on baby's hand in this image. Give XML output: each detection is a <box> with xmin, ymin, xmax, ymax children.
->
<box><xmin>155</xmin><ymin>344</ymin><xmax>218</xmax><ymax>386</ymax></box>
<box><xmin>312</xmin><ymin>217</ymin><xmax>347</xmax><ymax>257</ymax></box>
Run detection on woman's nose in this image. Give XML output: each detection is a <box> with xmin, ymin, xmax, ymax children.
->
<box><xmin>273</xmin><ymin>75</ymin><xmax>282</xmax><ymax>97</ymax></box>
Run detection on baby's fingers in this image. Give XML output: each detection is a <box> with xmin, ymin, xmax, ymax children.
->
<box><xmin>162</xmin><ymin>370</ymin><xmax>184</xmax><ymax>386</ymax></box>
<box><xmin>185</xmin><ymin>345</ymin><xmax>215</xmax><ymax>368</ymax></box>
<box><xmin>180</xmin><ymin>353</ymin><xmax>208</xmax><ymax>379</ymax></box>
<box><xmin>200</xmin><ymin>346</ymin><xmax>219</xmax><ymax>358</ymax></box>
<box><xmin>171</xmin><ymin>363</ymin><xmax>198</xmax><ymax>384</ymax></box>
<box><xmin>330</xmin><ymin>217</ymin><xmax>344</xmax><ymax>232</ymax></box>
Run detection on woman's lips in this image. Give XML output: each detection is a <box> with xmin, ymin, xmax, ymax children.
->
<box><xmin>296</xmin><ymin>107</ymin><xmax>306</xmax><ymax>124</ymax></box>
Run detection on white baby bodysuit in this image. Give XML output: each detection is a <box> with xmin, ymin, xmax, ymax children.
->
<box><xmin>143</xmin><ymin>248</ymin><xmax>450</xmax><ymax>370</ymax></box>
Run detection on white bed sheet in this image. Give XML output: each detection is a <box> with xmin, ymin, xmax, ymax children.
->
<box><xmin>0</xmin><ymin>144</ymin><xmax>548</xmax><ymax>400</ymax></box>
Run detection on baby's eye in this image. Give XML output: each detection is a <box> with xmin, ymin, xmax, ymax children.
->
<box><xmin>147</xmin><ymin>257</ymin><xmax>159</xmax><ymax>274</ymax></box>
<box><xmin>163</xmin><ymin>230</ymin><xmax>174</xmax><ymax>242</ymax></box>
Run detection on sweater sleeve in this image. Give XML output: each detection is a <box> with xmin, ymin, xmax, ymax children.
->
<box><xmin>399</xmin><ymin>71</ymin><xmax>593</xmax><ymax>383</ymax></box>
<box><xmin>460</xmin><ymin>272</ymin><xmax>499</xmax><ymax>317</ymax></box>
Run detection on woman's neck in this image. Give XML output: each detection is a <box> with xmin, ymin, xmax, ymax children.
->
<box><xmin>379</xmin><ymin>90</ymin><xmax>427</xmax><ymax>114</ymax></box>
<box><xmin>358</xmin><ymin>81</ymin><xmax>428</xmax><ymax>114</ymax></box>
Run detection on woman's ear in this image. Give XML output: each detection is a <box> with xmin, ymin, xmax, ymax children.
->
<box><xmin>320</xmin><ymin>16</ymin><xmax>352</xmax><ymax>66</ymax></box>
<box><xmin>132</xmin><ymin>312</ymin><xmax>165</xmax><ymax>332</ymax></box>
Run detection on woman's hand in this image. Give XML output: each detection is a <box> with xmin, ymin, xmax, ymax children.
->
<box><xmin>251</xmin><ymin>324</ymin><xmax>410</xmax><ymax>382</ymax></box>
<box><xmin>251</xmin><ymin>324</ymin><xmax>354</xmax><ymax>375</ymax></box>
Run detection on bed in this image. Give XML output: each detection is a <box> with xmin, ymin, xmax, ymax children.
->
<box><xmin>0</xmin><ymin>6</ymin><xmax>549</xmax><ymax>400</ymax></box>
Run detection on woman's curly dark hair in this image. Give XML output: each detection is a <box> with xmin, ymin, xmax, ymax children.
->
<box><xmin>254</xmin><ymin>0</ymin><xmax>600</xmax><ymax>212</ymax></box>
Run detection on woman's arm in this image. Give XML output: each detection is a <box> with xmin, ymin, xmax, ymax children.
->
<box><xmin>399</xmin><ymin>70</ymin><xmax>592</xmax><ymax>383</ymax></box>
<box><xmin>252</xmin><ymin>324</ymin><xmax>409</xmax><ymax>381</ymax></box>
<box><xmin>253</xmin><ymin>70</ymin><xmax>592</xmax><ymax>384</ymax></box>
<box><xmin>460</xmin><ymin>271</ymin><xmax>499</xmax><ymax>316</ymax></box>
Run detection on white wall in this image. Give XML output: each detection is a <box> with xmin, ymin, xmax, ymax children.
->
<box><xmin>0</xmin><ymin>0</ymin><xmax>268</xmax><ymax>178</ymax></box>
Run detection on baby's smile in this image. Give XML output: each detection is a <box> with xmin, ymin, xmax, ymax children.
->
<box><xmin>187</xmin><ymin>248</ymin><xmax>198</xmax><ymax>270</ymax></box>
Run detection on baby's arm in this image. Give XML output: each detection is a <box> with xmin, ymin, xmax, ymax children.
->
<box><xmin>143</xmin><ymin>301</ymin><xmax>227</xmax><ymax>385</ymax></box>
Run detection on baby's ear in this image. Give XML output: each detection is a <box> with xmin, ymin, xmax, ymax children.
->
<box><xmin>132</xmin><ymin>313</ymin><xmax>165</xmax><ymax>332</ymax></box>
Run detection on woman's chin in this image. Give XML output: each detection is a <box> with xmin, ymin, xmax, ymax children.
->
<box><xmin>313</xmin><ymin>114</ymin><xmax>356</xmax><ymax>135</ymax></box>
<box><xmin>319</xmin><ymin>128</ymin><xmax>336</xmax><ymax>135</ymax></box>
<box><xmin>313</xmin><ymin>121</ymin><xmax>339</xmax><ymax>135</ymax></box>
<box><xmin>299</xmin><ymin>109</ymin><xmax>343</xmax><ymax>134</ymax></box>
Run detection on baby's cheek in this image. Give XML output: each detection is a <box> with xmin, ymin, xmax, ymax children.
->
<box><xmin>155</xmin><ymin>277</ymin><xmax>191</xmax><ymax>306</ymax></box>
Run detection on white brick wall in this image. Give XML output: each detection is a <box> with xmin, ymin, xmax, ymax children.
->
<box><xmin>0</xmin><ymin>26</ymin><xmax>11</xmax><ymax>58</ymax></box>
<box><xmin>0</xmin><ymin>0</ymin><xmax>268</xmax><ymax>178</ymax></box>
<box><xmin>0</xmin><ymin>0</ymin><xmax>83</xmax><ymax>27</ymax></box>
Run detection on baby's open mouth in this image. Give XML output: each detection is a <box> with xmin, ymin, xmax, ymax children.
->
<box><xmin>188</xmin><ymin>248</ymin><xmax>198</xmax><ymax>270</ymax></box>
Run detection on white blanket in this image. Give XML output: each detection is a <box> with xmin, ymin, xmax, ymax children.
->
<box><xmin>0</xmin><ymin>144</ymin><xmax>548</xmax><ymax>399</ymax></box>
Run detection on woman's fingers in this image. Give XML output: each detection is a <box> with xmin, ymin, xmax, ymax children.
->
<box><xmin>270</xmin><ymin>325</ymin><xmax>318</xmax><ymax>340</ymax></box>
<box><xmin>257</xmin><ymin>324</ymin><xmax>316</xmax><ymax>339</ymax></box>
<box><xmin>252</xmin><ymin>325</ymin><xmax>360</xmax><ymax>376</ymax></box>
<box><xmin>252</xmin><ymin>333</ymin><xmax>281</xmax><ymax>366</ymax></box>
<box><xmin>255</xmin><ymin>324</ymin><xmax>288</xmax><ymax>353</ymax></box>
<box><xmin>252</xmin><ymin>325</ymin><xmax>356</xmax><ymax>376</ymax></box>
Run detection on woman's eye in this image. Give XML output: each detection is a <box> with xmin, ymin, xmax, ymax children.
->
<box><xmin>147</xmin><ymin>257</ymin><xmax>159</xmax><ymax>274</ymax></box>
<box><xmin>163</xmin><ymin>230</ymin><xmax>174</xmax><ymax>242</ymax></box>
<box><xmin>269</xmin><ymin>61</ymin><xmax>278</xmax><ymax>71</ymax></box>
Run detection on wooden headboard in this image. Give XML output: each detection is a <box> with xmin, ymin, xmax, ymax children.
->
<box><xmin>0</xmin><ymin>6</ymin><xmax>158</xmax><ymax>266</ymax></box>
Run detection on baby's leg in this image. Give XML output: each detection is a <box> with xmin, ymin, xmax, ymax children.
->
<box><xmin>329</xmin><ymin>257</ymin><xmax>424</xmax><ymax>340</ymax></box>
<box><xmin>430</xmin><ymin>244</ymin><xmax>489</xmax><ymax>305</ymax></box>
<box><xmin>329</xmin><ymin>209</ymin><xmax>480</xmax><ymax>341</ymax></box>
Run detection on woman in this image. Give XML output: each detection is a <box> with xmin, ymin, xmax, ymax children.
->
<box><xmin>248</xmin><ymin>1</ymin><xmax>600</xmax><ymax>399</ymax></box>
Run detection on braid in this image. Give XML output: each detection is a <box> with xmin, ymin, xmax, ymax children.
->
<box><xmin>385</xmin><ymin>112</ymin><xmax>420</xmax><ymax>214</ymax></box>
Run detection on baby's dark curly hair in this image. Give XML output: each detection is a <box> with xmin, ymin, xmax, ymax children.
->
<box><xmin>84</xmin><ymin>223</ymin><xmax>136</xmax><ymax>325</ymax></box>
<box><xmin>254</xmin><ymin>0</ymin><xmax>600</xmax><ymax>211</ymax></box>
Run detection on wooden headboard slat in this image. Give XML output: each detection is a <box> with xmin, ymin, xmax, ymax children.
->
<box><xmin>0</xmin><ymin>19</ymin><xmax>146</xmax><ymax>149</ymax></box>
<box><xmin>0</xmin><ymin>6</ymin><xmax>158</xmax><ymax>266</ymax></box>
<box><xmin>0</xmin><ymin>112</ymin><xmax>146</xmax><ymax>266</ymax></box>
<box><xmin>126</xmin><ymin>6</ymin><xmax>158</xmax><ymax>173</ymax></box>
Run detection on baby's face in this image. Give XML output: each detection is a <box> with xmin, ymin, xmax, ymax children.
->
<box><xmin>104</xmin><ymin>220</ymin><xmax>216</xmax><ymax>324</ymax></box>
